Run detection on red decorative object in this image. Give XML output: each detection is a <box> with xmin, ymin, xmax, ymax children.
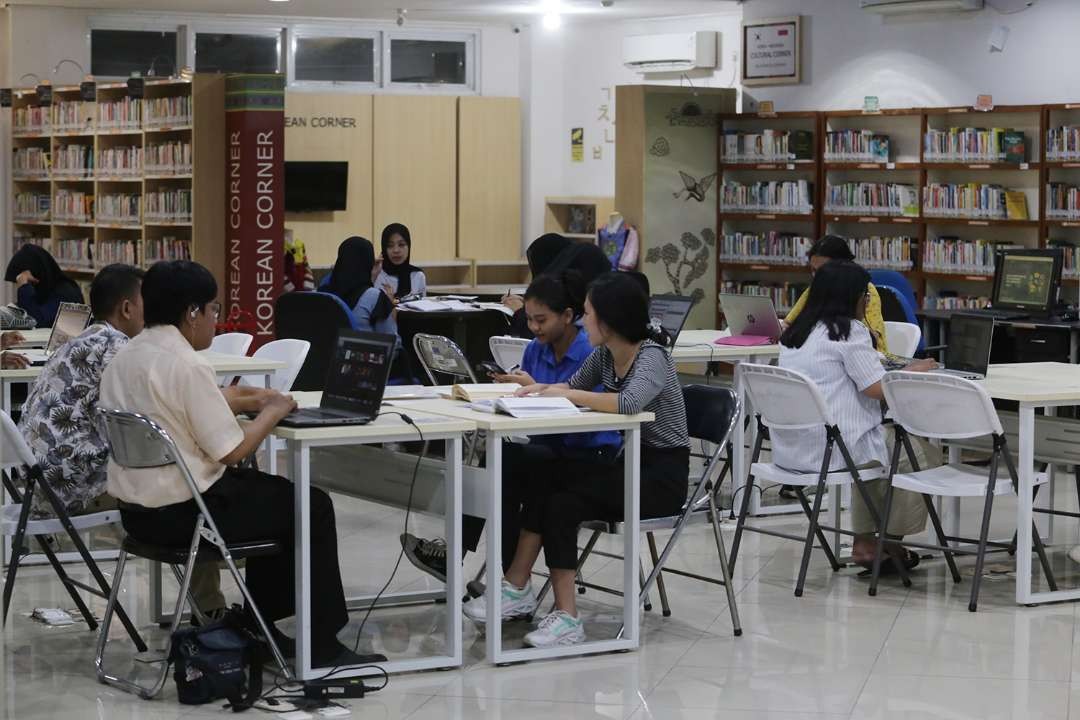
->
<box><xmin>216</xmin><ymin>307</ymin><xmax>258</xmax><ymax>337</ymax></box>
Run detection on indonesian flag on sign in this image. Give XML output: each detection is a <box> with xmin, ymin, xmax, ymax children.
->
<box><xmin>778</xmin><ymin>28</ymin><xmax>789</xmax><ymax>35</ymax></box>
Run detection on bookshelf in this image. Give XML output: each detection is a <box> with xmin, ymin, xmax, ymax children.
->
<box><xmin>544</xmin><ymin>196</ymin><xmax>615</xmax><ymax>241</ymax></box>
<box><xmin>715</xmin><ymin>103</ymin><xmax>1063</xmax><ymax>323</ymax></box>
<box><xmin>7</xmin><ymin>76</ymin><xmax>224</xmax><ymax>287</ymax></box>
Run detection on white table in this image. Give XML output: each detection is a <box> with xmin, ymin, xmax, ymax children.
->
<box><xmin>6</xmin><ymin>328</ymin><xmax>50</xmax><ymax>348</ymax></box>
<box><xmin>388</xmin><ymin>396</ymin><xmax>653</xmax><ymax>665</ymax></box>
<box><xmin>269</xmin><ymin>393</ymin><xmax>473</xmax><ymax>680</ymax></box>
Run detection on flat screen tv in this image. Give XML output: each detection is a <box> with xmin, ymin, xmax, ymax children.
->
<box><xmin>284</xmin><ymin>161</ymin><xmax>348</xmax><ymax>212</ymax></box>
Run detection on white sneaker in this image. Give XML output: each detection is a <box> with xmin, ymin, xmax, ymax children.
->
<box><xmin>523</xmin><ymin>610</ymin><xmax>586</xmax><ymax>648</ymax></box>
<box><xmin>1068</xmin><ymin>546</ymin><xmax>1080</xmax><ymax>565</ymax></box>
<box><xmin>463</xmin><ymin>580</ymin><xmax>538</xmax><ymax>623</ymax></box>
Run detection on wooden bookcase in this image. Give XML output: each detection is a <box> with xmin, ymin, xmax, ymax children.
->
<box><xmin>9</xmin><ymin>75</ymin><xmax>225</xmax><ymax>289</ymax></box>
<box><xmin>544</xmin><ymin>196</ymin><xmax>615</xmax><ymax>242</ymax></box>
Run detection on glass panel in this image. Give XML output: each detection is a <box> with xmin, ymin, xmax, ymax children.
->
<box><xmin>295</xmin><ymin>36</ymin><xmax>375</xmax><ymax>83</ymax></box>
<box><xmin>91</xmin><ymin>29</ymin><xmax>178</xmax><ymax>78</ymax></box>
<box><xmin>195</xmin><ymin>33</ymin><xmax>278</xmax><ymax>74</ymax></box>
<box><xmin>390</xmin><ymin>39</ymin><xmax>467</xmax><ymax>85</ymax></box>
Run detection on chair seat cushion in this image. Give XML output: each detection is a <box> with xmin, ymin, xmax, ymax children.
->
<box><xmin>751</xmin><ymin>462</ymin><xmax>885</xmax><ymax>487</ymax></box>
<box><xmin>121</xmin><ymin>534</ymin><xmax>281</xmax><ymax>565</ymax></box>
<box><xmin>891</xmin><ymin>463</ymin><xmax>1048</xmax><ymax>498</ymax></box>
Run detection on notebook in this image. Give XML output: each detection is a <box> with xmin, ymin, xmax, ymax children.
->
<box><xmin>443</xmin><ymin>383</ymin><xmax>520</xmax><ymax>402</ymax></box>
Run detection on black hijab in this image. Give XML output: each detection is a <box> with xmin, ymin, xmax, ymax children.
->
<box><xmin>526</xmin><ymin>233</ymin><xmax>612</xmax><ymax>285</ymax></box>
<box><xmin>326</xmin><ymin>236</ymin><xmax>392</xmax><ymax>321</ymax></box>
<box><xmin>380</xmin><ymin>223</ymin><xmax>421</xmax><ymax>298</ymax></box>
<box><xmin>5</xmin><ymin>244</ymin><xmax>82</xmax><ymax>305</ymax></box>
<box><xmin>527</xmin><ymin>233</ymin><xmax>573</xmax><ymax>276</ymax></box>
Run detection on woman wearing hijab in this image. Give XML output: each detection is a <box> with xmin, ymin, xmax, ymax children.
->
<box><xmin>325</xmin><ymin>236</ymin><xmax>399</xmax><ymax>340</ymax></box>
<box><xmin>375</xmin><ymin>223</ymin><xmax>427</xmax><ymax>299</ymax></box>
<box><xmin>5</xmin><ymin>245</ymin><xmax>84</xmax><ymax>327</ymax></box>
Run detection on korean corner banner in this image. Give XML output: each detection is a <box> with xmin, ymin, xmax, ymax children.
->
<box><xmin>225</xmin><ymin>74</ymin><xmax>285</xmax><ymax>350</ymax></box>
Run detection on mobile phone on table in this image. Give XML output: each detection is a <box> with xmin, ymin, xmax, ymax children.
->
<box><xmin>477</xmin><ymin>360</ymin><xmax>505</xmax><ymax>379</ymax></box>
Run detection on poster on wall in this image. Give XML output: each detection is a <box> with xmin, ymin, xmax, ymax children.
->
<box><xmin>571</xmin><ymin>127</ymin><xmax>584</xmax><ymax>162</ymax></box>
<box><xmin>225</xmin><ymin>74</ymin><xmax>285</xmax><ymax>350</ymax></box>
<box><xmin>742</xmin><ymin>16</ymin><xmax>801</xmax><ymax>87</ymax></box>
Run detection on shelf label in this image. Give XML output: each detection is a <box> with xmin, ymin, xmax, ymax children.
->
<box><xmin>35</xmin><ymin>84</ymin><xmax>52</xmax><ymax>106</ymax></box>
<box><xmin>1020</xmin><ymin>162</ymin><xmax>1030</xmax><ymax>170</ymax></box>
<box><xmin>749</xmin><ymin>265</ymin><xmax>769</xmax><ymax>271</ymax></box>
<box><xmin>862</xmin><ymin>95</ymin><xmax>879</xmax><ymax>113</ymax></box>
<box><xmin>968</xmin><ymin>220</ymin><xmax>990</xmax><ymax>226</ymax></box>
<box><xmin>1065</xmin><ymin>163</ymin><xmax>1080</xmax><ymax>168</ymax></box>
<box><xmin>858</xmin><ymin>217</ymin><xmax>875</xmax><ymax>223</ymax></box>
<box><xmin>858</xmin><ymin>163</ymin><xmax>877</xmax><ymax>169</ymax></box>
<box><xmin>756</xmin><ymin>164</ymin><xmax>778</xmax><ymax>170</ymax></box>
<box><xmin>965</xmin><ymin>276</ymin><xmax>988</xmax><ymax>282</ymax></box>
<box><xmin>968</xmin><ymin>164</ymin><xmax>990</xmax><ymax>169</ymax></box>
<box><xmin>975</xmin><ymin>94</ymin><xmax>994</xmax><ymax>112</ymax></box>
<box><xmin>786</xmin><ymin>163</ymin><xmax>795</xmax><ymax>170</ymax></box>
<box><xmin>758</xmin><ymin>100</ymin><xmax>775</xmax><ymax>115</ymax></box>
<box><xmin>886</xmin><ymin>162</ymin><xmax>896</xmax><ymax>169</ymax></box>
<box><xmin>79</xmin><ymin>81</ymin><xmax>96</xmax><ymax>101</ymax></box>
<box><xmin>947</xmin><ymin>107</ymin><xmax>966</xmax><ymax>114</ymax></box>
<box><xmin>1066</xmin><ymin>104</ymin><xmax>1080</xmax><ymax>110</ymax></box>
<box><xmin>1063</xmin><ymin>222</ymin><xmax>1080</xmax><ymax>228</ymax></box>
<box><xmin>756</xmin><ymin>214</ymin><xmax>776</xmax><ymax>219</ymax></box>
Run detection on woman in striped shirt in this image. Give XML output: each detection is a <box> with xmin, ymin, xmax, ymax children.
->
<box><xmin>775</xmin><ymin>261</ymin><xmax>935</xmax><ymax>572</ymax></box>
<box><xmin>472</xmin><ymin>272</ymin><xmax>689</xmax><ymax>648</ymax></box>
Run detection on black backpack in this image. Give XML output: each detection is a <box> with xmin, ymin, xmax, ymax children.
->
<box><xmin>168</xmin><ymin>608</ymin><xmax>264</xmax><ymax>712</ymax></box>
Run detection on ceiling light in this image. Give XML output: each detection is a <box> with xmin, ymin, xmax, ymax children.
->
<box><xmin>542</xmin><ymin>12</ymin><xmax>562</xmax><ymax>29</ymax></box>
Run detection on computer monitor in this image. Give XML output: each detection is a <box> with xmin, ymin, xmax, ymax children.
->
<box><xmin>990</xmin><ymin>248</ymin><xmax>1063</xmax><ymax>315</ymax></box>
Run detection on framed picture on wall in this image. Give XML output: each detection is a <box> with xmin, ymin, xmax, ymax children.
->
<box><xmin>741</xmin><ymin>16</ymin><xmax>801</xmax><ymax>87</ymax></box>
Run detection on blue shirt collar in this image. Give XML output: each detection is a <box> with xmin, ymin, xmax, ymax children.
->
<box><xmin>538</xmin><ymin>327</ymin><xmax>592</xmax><ymax>367</ymax></box>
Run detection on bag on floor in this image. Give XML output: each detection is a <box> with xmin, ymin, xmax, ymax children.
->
<box><xmin>168</xmin><ymin>607</ymin><xmax>264</xmax><ymax>712</ymax></box>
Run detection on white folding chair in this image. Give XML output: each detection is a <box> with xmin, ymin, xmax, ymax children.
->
<box><xmin>0</xmin><ymin>411</ymin><xmax>145</xmax><ymax>650</ymax></box>
<box><xmin>489</xmin><ymin>336</ymin><xmax>529</xmax><ymax>372</ymax></box>
<box><xmin>210</xmin><ymin>332</ymin><xmax>253</xmax><ymax>357</ymax></box>
<box><xmin>729</xmin><ymin>363</ymin><xmax>895</xmax><ymax>597</ymax></box>
<box><xmin>238</xmin><ymin>339</ymin><xmax>310</xmax><ymax>473</ymax></box>
<box><xmin>412</xmin><ymin>333</ymin><xmax>477</xmax><ymax>386</ymax></box>
<box><xmin>875</xmin><ymin>371</ymin><xmax>1057</xmax><ymax>611</ymax></box>
<box><xmin>95</xmin><ymin>408</ymin><xmax>291</xmax><ymax>699</ymax></box>
<box><xmin>884</xmin><ymin>321</ymin><xmax>921</xmax><ymax>358</ymax></box>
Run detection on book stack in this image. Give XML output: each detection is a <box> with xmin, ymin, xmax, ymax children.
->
<box><xmin>13</xmin><ymin>106</ymin><xmax>49</xmax><ymax>134</ymax></box>
<box><xmin>720</xmin><ymin>180</ymin><xmax>813</xmax><ymax>214</ymax></box>
<box><xmin>824</xmin><ymin>130</ymin><xmax>890</xmax><ymax>162</ymax></box>
<box><xmin>923</xmin><ymin>182</ymin><xmax>1011</xmax><ymax>219</ymax></box>
<box><xmin>719</xmin><ymin>232</ymin><xmax>813</xmax><ymax>265</ymax></box>
<box><xmin>12</xmin><ymin>147</ymin><xmax>50</xmax><ymax>178</ymax></box>
<box><xmin>1046</xmin><ymin>183</ymin><xmax>1080</xmax><ymax>220</ymax></box>
<box><xmin>97</xmin><ymin>146</ymin><xmax>143</xmax><ymax>177</ymax></box>
<box><xmin>53</xmin><ymin>189</ymin><xmax>94</xmax><ymax>223</ymax></box>
<box><xmin>145</xmin><ymin>140</ymin><xmax>192</xmax><ymax>175</ymax></box>
<box><xmin>824</xmin><ymin>182</ymin><xmax>918</xmax><ymax>216</ymax></box>
<box><xmin>98</xmin><ymin>97</ymin><xmax>141</xmax><ymax>131</ymax></box>
<box><xmin>924</xmin><ymin>294</ymin><xmax>990</xmax><ymax>311</ymax></box>
<box><xmin>144</xmin><ymin>189</ymin><xmax>192</xmax><ymax>222</ymax></box>
<box><xmin>13</xmin><ymin>234</ymin><xmax>48</xmax><ymax>251</ymax></box>
<box><xmin>922</xmin><ymin>236</ymin><xmax>1017</xmax><ymax>275</ymax></box>
<box><xmin>719</xmin><ymin>280</ymin><xmax>808</xmax><ymax>314</ymax></box>
<box><xmin>53</xmin><ymin>101</ymin><xmax>91</xmax><ymax>133</ymax></box>
<box><xmin>923</xmin><ymin>127</ymin><xmax>1025</xmax><ymax>162</ymax></box>
<box><xmin>52</xmin><ymin>144</ymin><xmax>94</xmax><ymax>177</ymax></box>
<box><xmin>144</xmin><ymin>96</ymin><xmax>192</xmax><ymax>129</ymax></box>
<box><xmin>845</xmin><ymin>235</ymin><xmax>915</xmax><ymax>270</ymax></box>
<box><xmin>97</xmin><ymin>193</ymin><xmax>141</xmax><ymax>225</ymax></box>
<box><xmin>721</xmin><ymin>129</ymin><xmax>813</xmax><ymax>162</ymax></box>
<box><xmin>95</xmin><ymin>240</ymin><xmax>138</xmax><ymax>266</ymax></box>
<box><xmin>1050</xmin><ymin>241</ymin><xmax>1079</xmax><ymax>279</ymax></box>
<box><xmin>54</xmin><ymin>237</ymin><xmax>92</xmax><ymax>269</ymax></box>
<box><xmin>1047</xmin><ymin>126</ymin><xmax>1080</xmax><ymax>161</ymax></box>
<box><xmin>144</xmin><ymin>235</ymin><xmax>190</xmax><ymax>264</ymax></box>
<box><xmin>13</xmin><ymin>192</ymin><xmax>50</xmax><ymax>221</ymax></box>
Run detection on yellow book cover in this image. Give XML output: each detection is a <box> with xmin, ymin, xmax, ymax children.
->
<box><xmin>1005</xmin><ymin>191</ymin><xmax>1028</xmax><ymax>220</ymax></box>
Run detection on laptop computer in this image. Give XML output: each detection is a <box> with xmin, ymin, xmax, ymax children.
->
<box><xmin>649</xmin><ymin>294</ymin><xmax>695</xmax><ymax>348</ymax></box>
<box><xmin>277</xmin><ymin>330</ymin><xmax>396</xmax><ymax>427</ymax></box>
<box><xmin>718</xmin><ymin>294</ymin><xmax>783</xmax><ymax>343</ymax></box>
<box><xmin>19</xmin><ymin>302</ymin><xmax>92</xmax><ymax>365</ymax></box>
<box><xmin>966</xmin><ymin>247</ymin><xmax>1063</xmax><ymax>321</ymax></box>
<box><xmin>932</xmin><ymin>313</ymin><xmax>994</xmax><ymax>380</ymax></box>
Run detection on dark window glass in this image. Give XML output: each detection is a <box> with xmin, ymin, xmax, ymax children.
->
<box><xmin>91</xmin><ymin>29</ymin><xmax>178</xmax><ymax>78</ymax></box>
<box><xmin>295</xmin><ymin>37</ymin><xmax>375</xmax><ymax>83</ymax></box>
<box><xmin>195</xmin><ymin>33</ymin><xmax>278</xmax><ymax>74</ymax></box>
<box><xmin>390</xmin><ymin>39</ymin><xmax>467</xmax><ymax>85</ymax></box>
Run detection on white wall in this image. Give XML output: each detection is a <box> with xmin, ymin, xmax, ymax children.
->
<box><xmin>741</xmin><ymin>0</ymin><xmax>1080</xmax><ymax>111</ymax></box>
<box><xmin>521</xmin><ymin>11</ymin><xmax>742</xmax><ymax>244</ymax></box>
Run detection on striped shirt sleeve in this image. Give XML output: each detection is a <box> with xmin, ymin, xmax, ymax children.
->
<box><xmin>617</xmin><ymin>345</ymin><xmax>667</xmax><ymax>414</ymax></box>
<box><xmin>568</xmin><ymin>347</ymin><xmax>604</xmax><ymax>390</ymax></box>
<box><xmin>842</xmin><ymin>324</ymin><xmax>886</xmax><ymax>392</ymax></box>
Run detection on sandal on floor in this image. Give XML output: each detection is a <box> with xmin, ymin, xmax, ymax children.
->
<box><xmin>857</xmin><ymin>548</ymin><xmax>920</xmax><ymax>578</ymax></box>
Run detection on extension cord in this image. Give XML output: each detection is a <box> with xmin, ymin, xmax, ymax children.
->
<box><xmin>303</xmin><ymin>677</ymin><xmax>370</xmax><ymax>701</ymax></box>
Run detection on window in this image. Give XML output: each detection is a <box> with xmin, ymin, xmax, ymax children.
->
<box><xmin>195</xmin><ymin>32</ymin><xmax>279</xmax><ymax>74</ymax></box>
<box><xmin>389</xmin><ymin>38</ymin><xmax>468</xmax><ymax>85</ymax></box>
<box><xmin>91</xmin><ymin>29</ymin><xmax>178</xmax><ymax>78</ymax></box>
<box><xmin>294</xmin><ymin>36</ymin><xmax>376</xmax><ymax>83</ymax></box>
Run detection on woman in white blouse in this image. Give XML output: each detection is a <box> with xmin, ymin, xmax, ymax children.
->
<box><xmin>774</xmin><ymin>261</ymin><xmax>936</xmax><ymax>574</ymax></box>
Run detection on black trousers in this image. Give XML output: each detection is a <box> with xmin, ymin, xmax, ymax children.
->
<box><xmin>119</xmin><ymin>467</ymin><xmax>348</xmax><ymax>654</ymax></box>
<box><xmin>520</xmin><ymin>445</ymin><xmax>690</xmax><ymax>570</ymax></box>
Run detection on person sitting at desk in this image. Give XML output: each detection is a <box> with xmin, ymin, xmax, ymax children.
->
<box><xmin>101</xmin><ymin>260</ymin><xmax>376</xmax><ymax>667</ymax></box>
<box><xmin>774</xmin><ymin>260</ymin><xmax>936</xmax><ymax>574</ymax></box>
<box><xmin>399</xmin><ymin>270</ymin><xmax>622</xmax><ymax>583</ymax></box>
<box><xmin>503</xmin><ymin>233</ymin><xmax>612</xmax><ymax>338</ymax></box>
<box><xmin>325</xmin><ymin>236</ymin><xmax>399</xmax><ymax>338</ymax></box>
<box><xmin>376</xmin><ymin>223</ymin><xmax>426</xmax><ymax>299</ymax></box>
<box><xmin>4</xmin><ymin>244</ymin><xmax>84</xmax><ymax>328</ymax></box>
<box><xmin>472</xmin><ymin>272</ymin><xmax>689</xmax><ymax>648</ymax></box>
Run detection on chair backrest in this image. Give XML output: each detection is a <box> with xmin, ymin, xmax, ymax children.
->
<box><xmin>682</xmin><ymin>384</ymin><xmax>740</xmax><ymax>446</ymax></box>
<box><xmin>489</xmin><ymin>336</ymin><xmax>529</xmax><ymax>371</ymax></box>
<box><xmin>274</xmin><ymin>291</ymin><xmax>358</xmax><ymax>391</ymax></box>
<box><xmin>881</xmin><ymin>370</ymin><xmax>1003</xmax><ymax>440</ymax></box>
<box><xmin>738</xmin><ymin>363</ymin><xmax>833</xmax><ymax>430</ymax></box>
<box><xmin>413</xmin><ymin>333</ymin><xmax>477</xmax><ymax>385</ymax></box>
<box><xmin>239</xmin><ymin>338</ymin><xmax>311</xmax><ymax>392</ymax></box>
<box><xmin>210</xmin><ymin>332</ymin><xmax>253</xmax><ymax>357</ymax></box>
<box><xmin>0</xmin><ymin>410</ymin><xmax>38</xmax><ymax>472</ymax></box>
<box><xmin>884</xmin><ymin>320</ymin><xmax>921</xmax><ymax>358</ymax></box>
<box><xmin>869</xmin><ymin>270</ymin><xmax>918</xmax><ymax>312</ymax></box>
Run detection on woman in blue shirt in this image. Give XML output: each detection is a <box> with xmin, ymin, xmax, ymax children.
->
<box><xmin>400</xmin><ymin>271</ymin><xmax>621</xmax><ymax>582</ymax></box>
<box><xmin>324</xmin><ymin>236</ymin><xmax>399</xmax><ymax>339</ymax></box>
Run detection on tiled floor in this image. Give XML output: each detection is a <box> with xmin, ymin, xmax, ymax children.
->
<box><xmin>4</xmin><ymin>475</ymin><xmax>1080</xmax><ymax>720</ymax></box>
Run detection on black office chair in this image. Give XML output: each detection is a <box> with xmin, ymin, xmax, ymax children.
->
<box><xmin>274</xmin><ymin>291</ymin><xmax>358</xmax><ymax>390</ymax></box>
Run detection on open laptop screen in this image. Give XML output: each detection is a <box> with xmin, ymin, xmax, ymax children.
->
<box><xmin>649</xmin><ymin>294</ymin><xmax>695</xmax><ymax>348</ymax></box>
<box><xmin>946</xmin><ymin>314</ymin><xmax>994</xmax><ymax>375</ymax></box>
<box><xmin>47</xmin><ymin>303</ymin><xmax>92</xmax><ymax>354</ymax></box>
<box><xmin>322</xmin><ymin>331</ymin><xmax>395</xmax><ymax>416</ymax></box>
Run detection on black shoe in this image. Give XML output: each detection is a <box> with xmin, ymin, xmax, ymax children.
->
<box><xmin>312</xmin><ymin>641</ymin><xmax>387</xmax><ymax>668</ymax></box>
<box><xmin>263</xmin><ymin>626</ymin><xmax>297</xmax><ymax>659</ymax></box>
<box><xmin>400</xmin><ymin>533</ymin><xmax>447</xmax><ymax>583</ymax></box>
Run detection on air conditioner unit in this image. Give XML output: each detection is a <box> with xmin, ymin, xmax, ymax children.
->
<box><xmin>622</xmin><ymin>31</ymin><xmax>717</xmax><ymax>73</ymax></box>
<box><xmin>861</xmin><ymin>0</ymin><xmax>983</xmax><ymax>13</ymax></box>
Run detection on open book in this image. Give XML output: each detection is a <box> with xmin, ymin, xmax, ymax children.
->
<box><xmin>444</xmin><ymin>383</ymin><xmax>520</xmax><ymax>402</ymax></box>
<box><xmin>493</xmin><ymin>396</ymin><xmax>581</xmax><ymax>418</ymax></box>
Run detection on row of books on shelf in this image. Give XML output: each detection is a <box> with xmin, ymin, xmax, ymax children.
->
<box><xmin>12</xmin><ymin>147</ymin><xmax>49</xmax><ymax>176</ymax></box>
<box><xmin>14</xmin><ymin>143</ymin><xmax>193</xmax><ymax>177</ymax></box>
<box><xmin>719</xmin><ymin>232</ymin><xmax>813</xmax><ymax>266</ymax></box>
<box><xmin>12</xmin><ymin>106</ymin><xmax>49</xmax><ymax>134</ymax></box>
<box><xmin>13</xmin><ymin>234</ymin><xmax>47</xmax><ymax>251</ymax></box>
<box><xmin>1046</xmin><ymin>182</ymin><xmax>1080</xmax><ymax>219</ymax></box>
<box><xmin>13</xmin><ymin>192</ymin><xmax>50</xmax><ymax>221</ymax></box>
<box><xmin>11</xmin><ymin>235</ymin><xmax>191</xmax><ymax>269</ymax></box>
<box><xmin>54</xmin><ymin>237</ymin><xmax>93</xmax><ymax>268</ymax></box>
<box><xmin>144</xmin><ymin>96</ymin><xmax>192</xmax><ymax>128</ymax></box>
<box><xmin>824</xmin><ymin>130</ymin><xmax>890</xmax><ymax>162</ymax></box>
<box><xmin>144</xmin><ymin>189</ymin><xmax>192</xmax><ymax>222</ymax></box>
<box><xmin>53</xmin><ymin>190</ymin><xmax>94</xmax><ymax>223</ymax></box>
<box><xmin>923</xmin><ymin>294</ymin><xmax>990</xmax><ymax>311</ymax></box>
<box><xmin>824</xmin><ymin>182</ymin><xmax>919</xmax><ymax>217</ymax></box>
<box><xmin>145</xmin><ymin>236</ymin><xmax>191</xmax><ymax>264</ymax></box>
<box><xmin>1047</xmin><ymin>126</ymin><xmax>1080</xmax><ymax>161</ymax></box>
<box><xmin>921</xmin><ymin>238</ymin><xmax>1018</xmax><ymax>275</ymax></box>
<box><xmin>52</xmin><ymin>144</ymin><xmax>94</xmax><ymax>176</ymax></box>
<box><xmin>52</xmin><ymin>101</ymin><xmax>92</xmax><ymax>133</ymax></box>
<box><xmin>98</xmin><ymin>146</ymin><xmax>142</xmax><ymax>176</ymax></box>
<box><xmin>97</xmin><ymin>96</ymin><xmax>193</xmax><ymax>131</ymax></box>
<box><xmin>848</xmin><ymin>235</ymin><xmax>915</xmax><ymax>270</ymax></box>
<box><xmin>719</xmin><ymin>180</ymin><xmax>813</xmax><ymax>214</ymax></box>
<box><xmin>145</xmin><ymin>141</ymin><xmax>192</xmax><ymax>174</ymax></box>
<box><xmin>97</xmin><ymin>193</ymin><xmax>141</xmax><ymax>225</ymax></box>
<box><xmin>719</xmin><ymin>281</ymin><xmax>806</xmax><ymax>314</ymax></box>
<box><xmin>923</xmin><ymin>127</ymin><xmax>1025</xmax><ymax>163</ymax></box>
<box><xmin>721</xmin><ymin>129</ymin><xmax>813</xmax><ymax>163</ymax></box>
<box><xmin>922</xmin><ymin>183</ymin><xmax>1029</xmax><ymax>219</ymax></box>
<box><xmin>1052</xmin><ymin>242</ymin><xmax>1080</xmax><ymax>279</ymax></box>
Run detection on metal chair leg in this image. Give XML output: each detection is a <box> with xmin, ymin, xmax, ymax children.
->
<box><xmin>968</xmin><ymin>455</ymin><xmax>999</xmax><ymax>613</ymax></box>
<box><xmin>708</xmin><ymin>491</ymin><xmax>742</xmax><ymax>636</ymax></box>
<box><xmin>646</xmin><ymin>532</ymin><xmax>671</xmax><ymax>617</ymax></box>
<box><xmin>869</xmin><ymin>481</ymin><xmax>896</xmax><ymax>597</ymax></box>
<box><xmin>639</xmin><ymin>558</ymin><xmax>653</xmax><ymax>613</ymax></box>
<box><xmin>794</xmin><ymin>442</ymin><xmax>833</xmax><ymax>598</ymax></box>
<box><xmin>924</xmin><ymin>493</ymin><xmax>962</xmax><ymax>584</ymax></box>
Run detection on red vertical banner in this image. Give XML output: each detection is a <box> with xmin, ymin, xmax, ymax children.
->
<box><xmin>225</xmin><ymin>74</ymin><xmax>285</xmax><ymax>350</ymax></box>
